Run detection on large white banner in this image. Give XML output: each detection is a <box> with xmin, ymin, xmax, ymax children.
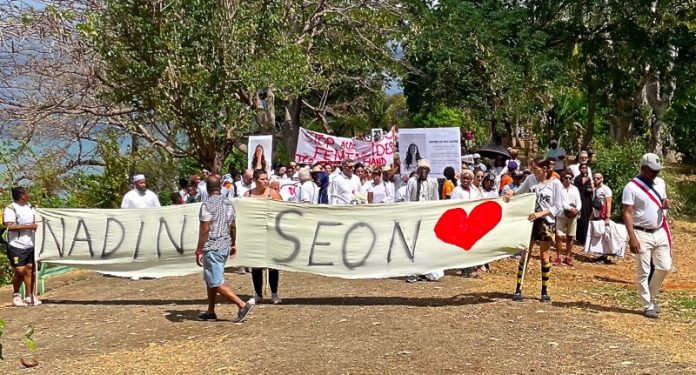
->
<box><xmin>36</xmin><ymin>204</ymin><xmax>201</xmax><ymax>278</ymax></box>
<box><xmin>36</xmin><ymin>195</ymin><xmax>535</xmax><ymax>279</ymax></box>
<box><xmin>234</xmin><ymin>195</ymin><xmax>533</xmax><ymax>278</ymax></box>
<box><xmin>295</xmin><ymin>127</ymin><xmax>395</xmax><ymax>166</ymax></box>
<box><xmin>398</xmin><ymin>127</ymin><xmax>461</xmax><ymax>178</ymax></box>
<box><xmin>248</xmin><ymin>135</ymin><xmax>273</xmax><ymax>174</ymax></box>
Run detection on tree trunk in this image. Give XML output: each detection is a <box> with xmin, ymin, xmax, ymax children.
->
<box><xmin>583</xmin><ymin>83</ymin><xmax>595</xmax><ymax>149</ymax></box>
<box><xmin>609</xmin><ymin>98</ymin><xmax>634</xmax><ymax>142</ymax></box>
<box><xmin>281</xmin><ymin>95</ymin><xmax>303</xmax><ymax>161</ymax></box>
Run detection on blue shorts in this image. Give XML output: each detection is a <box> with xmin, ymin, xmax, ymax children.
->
<box><xmin>203</xmin><ymin>248</ymin><xmax>229</xmax><ymax>288</ymax></box>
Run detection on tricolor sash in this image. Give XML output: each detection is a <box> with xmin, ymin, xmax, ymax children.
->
<box><xmin>630</xmin><ymin>177</ymin><xmax>673</xmax><ymax>251</ymax></box>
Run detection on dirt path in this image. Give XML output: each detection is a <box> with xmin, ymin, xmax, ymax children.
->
<box><xmin>1</xmin><ymin>221</ymin><xmax>695</xmax><ymax>374</ymax></box>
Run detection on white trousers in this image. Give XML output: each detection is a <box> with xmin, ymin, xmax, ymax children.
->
<box><xmin>635</xmin><ymin>228</ymin><xmax>671</xmax><ymax>311</ymax></box>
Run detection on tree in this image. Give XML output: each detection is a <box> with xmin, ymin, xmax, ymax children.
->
<box><xmin>403</xmin><ymin>0</ymin><xmax>565</xmax><ymax>147</ymax></box>
<box><xmin>90</xmin><ymin>0</ymin><xmax>411</xmax><ymax>172</ymax></box>
<box><xmin>545</xmin><ymin>0</ymin><xmax>696</xmax><ymax>151</ymax></box>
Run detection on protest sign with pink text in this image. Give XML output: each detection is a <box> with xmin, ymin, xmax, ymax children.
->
<box><xmin>295</xmin><ymin>127</ymin><xmax>395</xmax><ymax>166</ymax></box>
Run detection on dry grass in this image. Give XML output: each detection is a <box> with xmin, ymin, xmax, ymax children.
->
<box><xmin>0</xmin><ymin>221</ymin><xmax>695</xmax><ymax>374</ymax></box>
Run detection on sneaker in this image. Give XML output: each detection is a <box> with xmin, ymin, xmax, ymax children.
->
<box><xmin>553</xmin><ymin>257</ymin><xmax>562</xmax><ymax>266</ymax></box>
<box><xmin>271</xmin><ymin>293</ymin><xmax>282</xmax><ymax>305</ymax></box>
<box><xmin>652</xmin><ymin>303</ymin><xmax>661</xmax><ymax>314</ymax></box>
<box><xmin>644</xmin><ymin>309</ymin><xmax>659</xmax><ymax>319</ymax></box>
<box><xmin>540</xmin><ymin>294</ymin><xmax>552</xmax><ymax>303</ymax></box>
<box><xmin>12</xmin><ymin>293</ymin><xmax>27</xmax><ymax>307</ymax></box>
<box><xmin>562</xmin><ymin>257</ymin><xmax>574</xmax><ymax>266</ymax></box>
<box><xmin>249</xmin><ymin>294</ymin><xmax>263</xmax><ymax>304</ymax></box>
<box><xmin>197</xmin><ymin>311</ymin><xmax>218</xmax><ymax>321</ymax></box>
<box><xmin>25</xmin><ymin>296</ymin><xmax>42</xmax><ymax>306</ymax></box>
<box><xmin>405</xmin><ymin>275</ymin><xmax>419</xmax><ymax>283</ymax></box>
<box><xmin>512</xmin><ymin>292</ymin><xmax>523</xmax><ymax>302</ymax></box>
<box><xmin>233</xmin><ymin>302</ymin><xmax>254</xmax><ymax>323</ymax></box>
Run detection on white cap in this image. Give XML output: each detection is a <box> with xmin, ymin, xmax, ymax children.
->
<box><xmin>640</xmin><ymin>153</ymin><xmax>663</xmax><ymax>171</ymax></box>
<box><xmin>132</xmin><ymin>174</ymin><xmax>145</xmax><ymax>183</ymax></box>
<box><xmin>473</xmin><ymin>153</ymin><xmax>481</xmax><ymax>159</ymax></box>
<box><xmin>417</xmin><ymin>159</ymin><xmax>431</xmax><ymax>169</ymax></box>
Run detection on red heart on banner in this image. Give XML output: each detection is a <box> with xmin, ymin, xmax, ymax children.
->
<box><xmin>434</xmin><ymin>201</ymin><xmax>503</xmax><ymax>251</ymax></box>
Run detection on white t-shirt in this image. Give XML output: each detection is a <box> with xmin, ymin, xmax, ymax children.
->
<box><xmin>547</xmin><ymin>147</ymin><xmax>567</xmax><ymax>170</ymax></box>
<box><xmin>450</xmin><ymin>186</ymin><xmax>483</xmax><ymax>201</ymax></box>
<box><xmin>295</xmin><ymin>180</ymin><xmax>319</xmax><ymax>203</ymax></box>
<box><xmin>121</xmin><ymin>189</ymin><xmax>161</xmax><ymax>209</ymax></box>
<box><xmin>3</xmin><ymin>202</ymin><xmax>35</xmax><ymax>249</ymax></box>
<box><xmin>481</xmin><ymin>189</ymin><xmax>499</xmax><ymax>199</ymax></box>
<box><xmin>329</xmin><ymin>173</ymin><xmax>361</xmax><ymax>205</ymax></box>
<box><xmin>366</xmin><ymin>181</ymin><xmax>394</xmax><ymax>203</ymax></box>
<box><xmin>197</xmin><ymin>181</ymin><xmax>209</xmax><ymax>202</ymax></box>
<box><xmin>234</xmin><ymin>180</ymin><xmax>256</xmax><ymax>198</ymax></box>
<box><xmin>622</xmin><ymin>177</ymin><xmax>667</xmax><ymax>229</ymax></box>
<box><xmin>360</xmin><ymin>180</ymin><xmax>371</xmax><ymax>195</ymax></box>
<box><xmin>593</xmin><ymin>184</ymin><xmax>613</xmax><ymax>219</ymax></box>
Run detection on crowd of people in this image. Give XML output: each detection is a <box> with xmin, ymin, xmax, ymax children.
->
<box><xmin>2</xmin><ymin>139</ymin><xmax>672</xmax><ymax>321</ymax></box>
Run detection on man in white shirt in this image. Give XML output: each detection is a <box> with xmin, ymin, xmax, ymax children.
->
<box><xmin>3</xmin><ymin>186</ymin><xmax>40</xmax><ymax>306</ymax></box>
<box><xmin>121</xmin><ymin>174</ymin><xmax>161</xmax><ymax>209</ymax></box>
<box><xmin>470</xmin><ymin>153</ymin><xmax>487</xmax><ymax>172</ymax></box>
<box><xmin>403</xmin><ymin>159</ymin><xmax>442</xmax><ymax>282</ymax></box>
<box><xmin>623</xmin><ymin>153</ymin><xmax>671</xmax><ymax>319</ymax></box>
<box><xmin>554</xmin><ymin>170</ymin><xmax>582</xmax><ymax>266</ymax></box>
<box><xmin>197</xmin><ymin>169</ymin><xmax>211</xmax><ymax>202</ymax></box>
<box><xmin>234</xmin><ymin>169</ymin><xmax>256</xmax><ymax>198</ymax></box>
<box><xmin>591</xmin><ymin>173</ymin><xmax>614</xmax><ymax>263</ymax></box>
<box><xmin>546</xmin><ymin>140</ymin><xmax>566</xmax><ymax>173</ymax></box>
<box><xmin>329</xmin><ymin>159</ymin><xmax>361</xmax><ymax>205</ymax></box>
<box><xmin>404</xmin><ymin>159</ymin><xmax>439</xmax><ymax>202</ymax></box>
<box><xmin>294</xmin><ymin>168</ymin><xmax>319</xmax><ymax>203</ymax></box>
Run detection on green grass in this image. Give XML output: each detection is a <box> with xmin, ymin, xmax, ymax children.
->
<box><xmin>591</xmin><ymin>285</ymin><xmax>696</xmax><ymax>320</ymax></box>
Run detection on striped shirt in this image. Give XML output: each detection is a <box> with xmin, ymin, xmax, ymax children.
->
<box><xmin>199</xmin><ymin>195</ymin><xmax>235</xmax><ymax>251</ymax></box>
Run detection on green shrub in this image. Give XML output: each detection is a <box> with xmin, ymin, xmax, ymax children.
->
<box><xmin>592</xmin><ymin>139</ymin><xmax>647</xmax><ymax>221</ymax></box>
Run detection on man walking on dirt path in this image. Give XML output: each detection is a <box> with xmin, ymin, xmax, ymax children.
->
<box><xmin>622</xmin><ymin>153</ymin><xmax>672</xmax><ymax>319</ymax></box>
<box><xmin>3</xmin><ymin>186</ymin><xmax>40</xmax><ymax>306</ymax></box>
<box><xmin>195</xmin><ymin>175</ymin><xmax>253</xmax><ymax>323</ymax></box>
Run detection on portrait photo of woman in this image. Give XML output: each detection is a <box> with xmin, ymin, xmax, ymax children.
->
<box><xmin>251</xmin><ymin>144</ymin><xmax>267</xmax><ymax>172</ymax></box>
<box><xmin>404</xmin><ymin>143</ymin><xmax>422</xmax><ymax>172</ymax></box>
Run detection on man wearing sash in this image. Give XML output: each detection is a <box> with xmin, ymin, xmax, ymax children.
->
<box><xmin>622</xmin><ymin>153</ymin><xmax>672</xmax><ymax>319</ymax></box>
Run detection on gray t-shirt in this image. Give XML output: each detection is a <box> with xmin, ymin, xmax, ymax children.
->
<box><xmin>199</xmin><ymin>195</ymin><xmax>235</xmax><ymax>251</ymax></box>
<box><xmin>517</xmin><ymin>175</ymin><xmax>564</xmax><ymax>223</ymax></box>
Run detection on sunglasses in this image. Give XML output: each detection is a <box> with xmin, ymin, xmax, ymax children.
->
<box><xmin>593</xmin><ymin>177</ymin><xmax>602</xmax><ymax>180</ymax></box>
<box><xmin>563</xmin><ymin>176</ymin><xmax>572</xmax><ymax>180</ymax></box>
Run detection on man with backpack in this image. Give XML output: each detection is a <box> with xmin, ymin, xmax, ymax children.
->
<box><xmin>3</xmin><ymin>186</ymin><xmax>40</xmax><ymax>306</ymax></box>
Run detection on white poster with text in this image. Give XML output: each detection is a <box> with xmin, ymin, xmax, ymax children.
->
<box><xmin>398</xmin><ymin>128</ymin><xmax>461</xmax><ymax>178</ymax></box>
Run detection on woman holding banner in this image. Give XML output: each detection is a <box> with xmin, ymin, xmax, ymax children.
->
<box><xmin>245</xmin><ymin>169</ymin><xmax>283</xmax><ymax>304</ymax></box>
<box><xmin>504</xmin><ymin>156</ymin><xmax>563</xmax><ymax>303</ymax></box>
